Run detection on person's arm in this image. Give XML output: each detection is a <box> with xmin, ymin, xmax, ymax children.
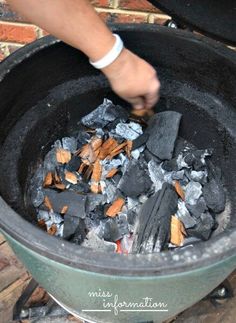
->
<box><xmin>7</xmin><ymin>0</ymin><xmax>160</xmax><ymax>109</ymax></box>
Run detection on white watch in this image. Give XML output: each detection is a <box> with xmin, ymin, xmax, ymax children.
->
<box><xmin>89</xmin><ymin>34</ymin><xmax>124</xmax><ymax>69</ymax></box>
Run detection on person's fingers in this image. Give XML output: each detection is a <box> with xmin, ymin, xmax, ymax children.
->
<box><xmin>127</xmin><ymin>96</ymin><xmax>145</xmax><ymax>110</ymax></box>
<box><xmin>144</xmin><ymin>93</ymin><xmax>159</xmax><ymax>109</ymax></box>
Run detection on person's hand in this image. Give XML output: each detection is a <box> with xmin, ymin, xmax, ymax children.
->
<box><xmin>102</xmin><ymin>48</ymin><xmax>160</xmax><ymax>110</ymax></box>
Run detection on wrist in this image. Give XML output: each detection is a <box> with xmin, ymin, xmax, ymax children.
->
<box><xmin>101</xmin><ymin>48</ymin><xmax>131</xmax><ymax>80</ymax></box>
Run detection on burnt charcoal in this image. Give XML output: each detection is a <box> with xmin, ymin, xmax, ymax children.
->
<box><xmin>70</xmin><ymin>218</ymin><xmax>87</xmax><ymax>244</ymax></box>
<box><xmin>202</xmin><ymin>178</ymin><xmax>226</xmax><ymax>213</ymax></box>
<box><xmin>71</xmin><ymin>182</ymin><xmax>90</xmax><ymax>194</ymax></box>
<box><xmin>132</xmin><ymin>183</ymin><xmax>178</xmax><ymax>253</ymax></box>
<box><xmin>206</xmin><ymin>160</ymin><xmax>222</xmax><ymax>181</ymax></box>
<box><xmin>132</xmin><ymin>132</ymin><xmax>149</xmax><ymax>150</ymax></box>
<box><xmin>116</xmin><ymin>213</ymin><xmax>129</xmax><ymax>237</ymax></box>
<box><xmin>98</xmin><ymin>218</ymin><xmax>122</xmax><ymax>242</ymax></box>
<box><xmin>110</xmin><ymin>173</ymin><xmax>122</xmax><ymax>186</ymax></box>
<box><xmin>63</xmin><ymin>215</ymin><xmax>86</xmax><ymax>242</ymax></box>
<box><xmin>144</xmin><ymin>148</ymin><xmax>162</xmax><ymax>164</ymax></box>
<box><xmin>118</xmin><ymin>159</ymin><xmax>152</xmax><ymax>197</ymax></box>
<box><xmin>183</xmin><ymin>149</ymin><xmax>213</xmax><ymax>170</ymax></box>
<box><xmin>185</xmin><ymin>181</ymin><xmax>202</xmax><ymax>205</ymax></box>
<box><xmin>81</xmin><ymin>99</ymin><xmax>128</xmax><ymax>128</ymax></box>
<box><xmin>43</xmin><ymin>189</ymin><xmax>87</xmax><ymax>218</ymax></box>
<box><xmin>77</xmin><ymin>131</ymin><xmax>91</xmax><ymax>147</ymax></box>
<box><xmin>186</xmin><ymin>197</ymin><xmax>208</xmax><ymax>218</ymax></box>
<box><xmin>86</xmin><ymin>194</ymin><xmax>106</xmax><ymax>212</ymax></box>
<box><xmin>82</xmin><ymin>231</ymin><xmax>117</xmax><ymax>252</ymax></box>
<box><xmin>127</xmin><ymin>210</ymin><xmax>137</xmax><ymax>225</ymax></box>
<box><xmin>182</xmin><ymin>236</ymin><xmax>202</xmax><ymax>246</ymax></box>
<box><xmin>65</xmin><ymin>155</ymin><xmax>81</xmax><ymax>172</ymax></box>
<box><xmin>177</xmin><ymin>200</ymin><xmax>196</xmax><ymax>229</ymax></box>
<box><xmin>186</xmin><ymin>212</ymin><xmax>215</xmax><ymax>240</ymax></box>
<box><xmin>146</xmin><ymin>111</ymin><xmax>182</xmax><ymax>160</ymax></box>
<box><xmin>43</xmin><ymin>148</ymin><xmax>58</xmax><ymax>173</ymax></box>
<box><xmin>62</xmin><ymin>137</ymin><xmax>77</xmax><ymax>153</ymax></box>
<box><xmin>162</xmin><ymin>158</ymin><xmax>178</xmax><ymax>172</ymax></box>
<box><xmin>115</xmin><ymin>122</ymin><xmax>143</xmax><ymax>140</ymax></box>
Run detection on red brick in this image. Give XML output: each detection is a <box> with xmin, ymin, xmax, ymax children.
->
<box><xmin>0</xmin><ymin>22</ymin><xmax>37</xmax><ymax>44</ymax></box>
<box><xmin>90</xmin><ymin>0</ymin><xmax>111</xmax><ymax>7</ymax></box>
<box><xmin>119</xmin><ymin>0</ymin><xmax>160</xmax><ymax>12</ymax></box>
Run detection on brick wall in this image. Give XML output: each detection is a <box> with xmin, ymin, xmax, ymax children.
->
<box><xmin>0</xmin><ymin>0</ymin><xmax>169</xmax><ymax>60</ymax></box>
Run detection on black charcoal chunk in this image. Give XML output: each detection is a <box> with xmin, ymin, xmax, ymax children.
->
<box><xmin>70</xmin><ymin>219</ymin><xmax>87</xmax><ymax>244</ymax></box>
<box><xmin>132</xmin><ymin>183</ymin><xmax>178</xmax><ymax>254</ymax></box>
<box><xmin>98</xmin><ymin>218</ymin><xmax>122</xmax><ymax>242</ymax></box>
<box><xmin>77</xmin><ymin>131</ymin><xmax>91</xmax><ymax>147</ymax></box>
<box><xmin>186</xmin><ymin>212</ymin><xmax>215</xmax><ymax>240</ymax></box>
<box><xmin>146</xmin><ymin>111</ymin><xmax>182</xmax><ymax>160</ymax></box>
<box><xmin>115</xmin><ymin>122</ymin><xmax>143</xmax><ymax>140</ymax></box>
<box><xmin>30</xmin><ymin>166</ymin><xmax>45</xmax><ymax>207</ymax></box>
<box><xmin>81</xmin><ymin>99</ymin><xmax>128</xmax><ymax>128</ymax></box>
<box><xmin>144</xmin><ymin>148</ymin><xmax>162</xmax><ymax>164</ymax></box>
<box><xmin>185</xmin><ymin>181</ymin><xmax>202</xmax><ymax>205</ymax></box>
<box><xmin>186</xmin><ymin>197</ymin><xmax>208</xmax><ymax>218</ymax></box>
<box><xmin>132</xmin><ymin>132</ymin><xmax>149</xmax><ymax>150</ymax></box>
<box><xmin>202</xmin><ymin>178</ymin><xmax>226</xmax><ymax>213</ymax></box>
<box><xmin>116</xmin><ymin>213</ymin><xmax>129</xmax><ymax>237</ymax></box>
<box><xmin>86</xmin><ymin>194</ymin><xmax>106</xmax><ymax>212</ymax></box>
<box><xmin>63</xmin><ymin>215</ymin><xmax>86</xmax><ymax>242</ymax></box>
<box><xmin>71</xmin><ymin>182</ymin><xmax>90</xmax><ymax>194</ymax></box>
<box><xmin>82</xmin><ymin>231</ymin><xmax>117</xmax><ymax>252</ymax></box>
<box><xmin>183</xmin><ymin>149</ymin><xmax>213</xmax><ymax>170</ymax></box>
<box><xmin>162</xmin><ymin>158</ymin><xmax>178</xmax><ymax>172</ymax></box>
<box><xmin>177</xmin><ymin>200</ymin><xmax>196</xmax><ymax>229</ymax></box>
<box><xmin>66</xmin><ymin>155</ymin><xmax>81</xmax><ymax>172</ymax></box>
<box><xmin>43</xmin><ymin>189</ymin><xmax>87</xmax><ymax>218</ymax></box>
<box><xmin>62</xmin><ymin>137</ymin><xmax>77</xmax><ymax>153</ymax></box>
<box><xmin>118</xmin><ymin>159</ymin><xmax>152</xmax><ymax>197</ymax></box>
<box><xmin>43</xmin><ymin>148</ymin><xmax>58</xmax><ymax>172</ymax></box>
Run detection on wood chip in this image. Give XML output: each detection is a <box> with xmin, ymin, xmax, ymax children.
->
<box><xmin>90</xmin><ymin>136</ymin><xmax>103</xmax><ymax>151</ymax></box>
<box><xmin>79</xmin><ymin>143</ymin><xmax>97</xmax><ymax>164</ymax></box>
<box><xmin>174</xmin><ymin>180</ymin><xmax>185</xmax><ymax>200</ymax></box>
<box><xmin>47</xmin><ymin>224</ymin><xmax>57</xmax><ymax>236</ymax></box>
<box><xmin>98</xmin><ymin>138</ymin><xmax>119</xmax><ymax>160</ymax></box>
<box><xmin>54</xmin><ymin>183</ymin><xmax>66</xmax><ymax>190</ymax></box>
<box><xmin>170</xmin><ymin>216</ymin><xmax>186</xmax><ymax>246</ymax></box>
<box><xmin>60</xmin><ymin>205</ymin><xmax>68</xmax><ymax>215</ymax></box>
<box><xmin>91</xmin><ymin>182</ymin><xmax>100</xmax><ymax>194</ymax></box>
<box><xmin>131</xmin><ymin>109</ymin><xmax>154</xmax><ymax>117</ymax></box>
<box><xmin>78</xmin><ymin>162</ymin><xmax>87</xmax><ymax>174</ymax></box>
<box><xmin>65</xmin><ymin>171</ymin><xmax>78</xmax><ymax>184</ymax></box>
<box><xmin>106</xmin><ymin>198</ymin><xmax>125</xmax><ymax>217</ymax></box>
<box><xmin>83</xmin><ymin>164</ymin><xmax>94</xmax><ymax>181</ymax></box>
<box><xmin>44</xmin><ymin>196</ymin><xmax>53</xmax><ymax>211</ymax></box>
<box><xmin>106</xmin><ymin>168</ymin><xmax>118</xmax><ymax>178</ymax></box>
<box><xmin>91</xmin><ymin>159</ymin><xmax>102</xmax><ymax>182</ymax></box>
<box><xmin>56</xmin><ymin>148</ymin><xmax>71</xmax><ymax>164</ymax></box>
<box><xmin>126</xmin><ymin>140</ymin><xmax>133</xmax><ymax>158</ymax></box>
<box><xmin>108</xmin><ymin>141</ymin><xmax>127</xmax><ymax>159</ymax></box>
<box><xmin>38</xmin><ymin>219</ymin><xmax>47</xmax><ymax>230</ymax></box>
<box><xmin>43</xmin><ymin>172</ymin><xmax>53</xmax><ymax>187</ymax></box>
<box><xmin>53</xmin><ymin>171</ymin><xmax>61</xmax><ymax>184</ymax></box>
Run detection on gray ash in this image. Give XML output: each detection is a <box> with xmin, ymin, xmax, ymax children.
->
<box><xmin>30</xmin><ymin>99</ymin><xmax>226</xmax><ymax>254</ymax></box>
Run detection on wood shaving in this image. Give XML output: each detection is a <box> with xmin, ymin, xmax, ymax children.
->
<box><xmin>43</xmin><ymin>172</ymin><xmax>53</xmax><ymax>187</ymax></box>
<box><xmin>108</xmin><ymin>142</ymin><xmax>127</xmax><ymax>159</ymax></box>
<box><xmin>60</xmin><ymin>205</ymin><xmax>69</xmax><ymax>215</ymax></box>
<box><xmin>44</xmin><ymin>196</ymin><xmax>53</xmax><ymax>211</ymax></box>
<box><xmin>47</xmin><ymin>224</ymin><xmax>57</xmax><ymax>236</ymax></box>
<box><xmin>38</xmin><ymin>219</ymin><xmax>46</xmax><ymax>230</ymax></box>
<box><xmin>56</xmin><ymin>148</ymin><xmax>71</xmax><ymax>164</ymax></box>
<box><xmin>126</xmin><ymin>140</ymin><xmax>133</xmax><ymax>158</ymax></box>
<box><xmin>78</xmin><ymin>163</ymin><xmax>87</xmax><ymax>174</ymax></box>
<box><xmin>98</xmin><ymin>138</ymin><xmax>119</xmax><ymax>160</ymax></box>
<box><xmin>83</xmin><ymin>164</ymin><xmax>94</xmax><ymax>181</ymax></box>
<box><xmin>54</xmin><ymin>183</ymin><xmax>66</xmax><ymax>190</ymax></box>
<box><xmin>174</xmin><ymin>180</ymin><xmax>185</xmax><ymax>200</ymax></box>
<box><xmin>65</xmin><ymin>171</ymin><xmax>78</xmax><ymax>184</ymax></box>
<box><xmin>131</xmin><ymin>109</ymin><xmax>154</xmax><ymax>117</ymax></box>
<box><xmin>91</xmin><ymin>159</ymin><xmax>102</xmax><ymax>182</ymax></box>
<box><xmin>106</xmin><ymin>168</ymin><xmax>118</xmax><ymax>178</ymax></box>
<box><xmin>106</xmin><ymin>198</ymin><xmax>125</xmax><ymax>217</ymax></box>
<box><xmin>170</xmin><ymin>216</ymin><xmax>186</xmax><ymax>246</ymax></box>
<box><xmin>91</xmin><ymin>182</ymin><xmax>100</xmax><ymax>194</ymax></box>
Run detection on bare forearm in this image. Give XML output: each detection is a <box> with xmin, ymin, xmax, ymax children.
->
<box><xmin>7</xmin><ymin>0</ymin><xmax>114</xmax><ymax>61</ymax></box>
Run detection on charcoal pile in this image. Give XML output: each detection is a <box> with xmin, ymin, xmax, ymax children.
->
<box><xmin>30</xmin><ymin>99</ymin><xmax>226</xmax><ymax>254</ymax></box>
